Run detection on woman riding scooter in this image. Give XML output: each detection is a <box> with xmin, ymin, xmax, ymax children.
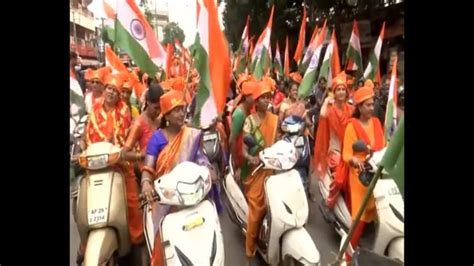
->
<box><xmin>241</xmin><ymin>81</ymin><xmax>278</xmax><ymax>265</ymax></box>
<box><xmin>314</xmin><ymin>72</ymin><xmax>354</xmax><ymax>209</ymax></box>
<box><xmin>79</xmin><ymin>74</ymin><xmax>148</xmax><ymax>265</ymax></box>
<box><xmin>337</xmin><ymin>83</ymin><xmax>385</xmax><ymax>262</ymax></box>
<box><xmin>140</xmin><ymin>90</ymin><xmax>217</xmax><ymax>266</ymax></box>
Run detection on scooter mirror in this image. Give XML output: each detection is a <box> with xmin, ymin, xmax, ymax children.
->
<box><xmin>243</xmin><ymin>135</ymin><xmax>257</xmax><ymax>148</ymax></box>
<box><xmin>352</xmin><ymin>140</ymin><xmax>368</xmax><ymax>153</ymax></box>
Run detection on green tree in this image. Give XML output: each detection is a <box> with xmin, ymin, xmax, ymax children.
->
<box><xmin>162</xmin><ymin>22</ymin><xmax>186</xmax><ymax>47</ymax></box>
<box><xmin>223</xmin><ymin>0</ymin><xmax>403</xmax><ymax>72</ymax></box>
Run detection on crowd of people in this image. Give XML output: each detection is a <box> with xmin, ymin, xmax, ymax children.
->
<box><xmin>70</xmin><ymin>45</ymin><xmax>404</xmax><ymax>265</ymax></box>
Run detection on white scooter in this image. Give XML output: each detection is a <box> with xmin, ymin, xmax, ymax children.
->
<box><xmin>142</xmin><ymin>161</ymin><xmax>225</xmax><ymax>265</ymax></box>
<box><xmin>318</xmin><ymin>140</ymin><xmax>404</xmax><ymax>263</ymax></box>
<box><xmin>222</xmin><ymin>137</ymin><xmax>320</xmax><ymax>265</ymax></box>
<box><xmin>281</xmin><ymin>115</ymin><xmax>312</xmax><ymax>196</ymax></box>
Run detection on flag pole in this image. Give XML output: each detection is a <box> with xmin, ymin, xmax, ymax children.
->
<box><xmin>330</xmin><ymin>166</ymin><xmax>385</xmax><ymax>265</ymax></box>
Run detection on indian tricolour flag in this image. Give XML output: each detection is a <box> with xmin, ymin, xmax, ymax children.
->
<box><xmin>284</xmin><ymin>36</ymin><xmax>290</xmax><ymax>77</ymax></box>
<box><xmin>251</xmin><ymin>5</ymin><xmax>274</xmax><ymax>80</ymax></box>
<box><xmin>105</xmin><ymin>44</ymin><xmax>128</xmax><ymax>73</ymax></box>
<box><xmin>192</xmin><ymin>0</ymin><xmax>231</xmax><ymax>128</ymax></box>
<box><xmin>87</xmin><ymin>0</ymin><xmax>116</xmax><ymax>42</ymax></box>
<box><xmin>345</xmin><ymin>20</ymin><xmax>363</xmax><ymax>79</ymax></box>
<box><xmin>298</xmin><ymin>21</ymin><xmax>327</xmax><ymax>98</ymax></box>
<box><xmin>364</xmin><ymin>22</ymin><xmax>385</xmax><ymax>81</ymax></box>
<box><xmin>115</xmin><ymin>0</ymin><xmax>167</xmax><ymax>77</ymax></box>
<box><xmin>384</xmin><ymin>56</ymin><xmax>398</xmax><ymax>140</ymax></box>
<box><xmin>318</xmin><ymin>30</ymin><xmax>341</xmax><ymax>88</ymax></box>
<box><xmin>274</xmin><ymin>42</ymin><xmax>283</xmax><ymax>77</ymax></box>
<box><xmin>299</xmin><ymin>22</ymin><xmax>322</xmax><ymax>74</ymax></box>
<box><xmin>293</xmin><ymin>6</ymin><xmax>307</xmax><ymax>65</ymax></box>
<box><xmin>235</xmin><ymin>15</ymin><xmax>250</xmax><ymax>75</ymax></box>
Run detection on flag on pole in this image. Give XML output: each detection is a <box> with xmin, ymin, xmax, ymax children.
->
<box><xmin>384</xmin><ymin>56</ymin><xmax>398</xmax><ymax>140</ymax></box>
<box><xmin>192</xmin><ymin>0</ymin><xmax>231</xmax><ymax>128</ymax></box>
<box><xmin>318</xmin><ymin>29</ymin><xmax>341</xmax><ymax>88</ymax></box>
<box><xmin>165</xmin><ymin>43</ymin><xmax>175</xmax><ymax>78</ymax></box>
<box><xmin>309</xmin><ymin>24</ymin><xmax>319</xmax><ymax>46</ymax></box>
<box><xmin>105</xmin><ymin>43</ymin><xmax>128</xmax><ymax>74</ymax></box>
<box><xmin>87</xmin><ymin>0</ymin><xmax>116</xmax><ymax>42</ymax></box>
<box><xmin>364</xmin><ymin>22</ymin><xmax>385</xmax><ymax>81</ymax></box>
<box><xmin>196</xmin><ymin>0</ymin><xmax>201</xmax><ymax>26</ymax></box>
<box><xmin>300</xmin><ymin>20</ymin><xmax>326</xmax><ymax>74</ymax></box>
<box><xmin>298</xmin><ymin>21</ymin><xmax>327</xmax><ymax>98</ymax></box>
<box><xmin>293</xmin><ymin>6</ymin><xmax>307</xmax><ymax>64</ymax></box>
<box><xmin>345</xmin><ymin>20</ymin><xmax>364</xmax><ymax>79</ymax></box>
<box><xmin>274</xmin><ymin>42</ymin><xmax>283</xmax><ymax>76</ymax></box>
<box><xmin>380</xmin><ymin>115</ymin><xmax>404</xmax><ymax>197</ymax></box>
<box><xmin>235</xmin><ymin>15</ymin><xmax>250</xmax><ymax>75</ymax></box>
<box><xmin>284</xmin><ymin>36</ymin><xmax>290</xmax><ymax>77</ymax></box>
<box><xmin>251</xmin><ymin>5</ymin><xmax>275</xmax><ymax>80</ymax></box>
<box><xmin>114</xmin><ymin>0</ymin><xmax>167</xmax><ymax>77</ymax></box>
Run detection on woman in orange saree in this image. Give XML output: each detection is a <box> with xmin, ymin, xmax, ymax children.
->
<box><xmin>314</xmin><ymin>72</ymin><xmax>354</xmax><ymax>209</ymax></box>
<box><xmin>337</xmin><ymin>84</ymin><xmax>385</xmax><ymax>262</ymax></box>
<box><xmin>241</xmin><ymin>82</ymin><xmax>278</xmax><ymax>264</ymax></box>
<box><xmin>140</xmin><ymin>90</ymin><xmax>216</xmax><ymax>266</ymax></box>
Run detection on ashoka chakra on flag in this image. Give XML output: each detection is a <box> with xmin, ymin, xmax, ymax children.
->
<box><xmin>130</xmin><ymin>19</ymin><xmax>146</xmax><ymax>40</ymax></box>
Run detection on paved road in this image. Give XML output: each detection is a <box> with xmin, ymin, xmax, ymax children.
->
<box><xmin>70</xmin><ymin>178</ymin><xmax>342</xmax><ymax>265</ymax></box>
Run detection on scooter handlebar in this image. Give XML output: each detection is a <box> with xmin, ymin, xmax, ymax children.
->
<box><xmin>250</xmin><ymin>163</ymin><xmax>264</xmax><ymax>176</ymax></box>
<box><xmin>139</xmin><ymin>190</ymin><xmax>160</xmax><ymax>209</ymax></box>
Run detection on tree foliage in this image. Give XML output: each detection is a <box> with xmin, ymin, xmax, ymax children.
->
<box><xmin>223</xmin><ymin>0</ymin><xmax>402</xmax><ymax>71</ymax></box>
<box><xmin>162</xmin><ymin>22</ymin><xmax>186</xmax><ymax>47</ymax></box>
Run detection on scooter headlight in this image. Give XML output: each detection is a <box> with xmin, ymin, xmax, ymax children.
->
<box><xmin>177</xmin><ymin>178</ymin><xmax>205</xmax><ymax>206</ymax></box>
<box><xmin>266</xmin><ymin>158</ymin><xmax>282</xmax><ymax>169</ymax></box>
<box><xmin>159</xmin><ymin>187</ymin><xmax>177</xmax><ymax>200</ymax></box>
<box><xmin>86</xmin><ymin>154</ymin><xmax>109</xmax><ymax>169</ymax></box>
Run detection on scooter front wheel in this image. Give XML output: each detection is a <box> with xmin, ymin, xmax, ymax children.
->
<box><xmin>105</xmin><ymin>253</ymin><xmax>118</xmax><ymax>266</ymax></box>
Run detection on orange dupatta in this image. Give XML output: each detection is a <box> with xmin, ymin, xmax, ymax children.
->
<box><xmin>333</xmin><ymin>117</ymin><xmax>385</xmax><ymax>209</ymax></box>
<box><xmin>314</xmin><ymin>103</ymin><xmax>354</xmax><ymax>178</ymax></box>
<box><xmin>154</xmin><ymin>126</ymin><xmax>189</xmax><ymax>179</ymax></box>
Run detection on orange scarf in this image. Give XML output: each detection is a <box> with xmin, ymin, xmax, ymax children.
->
<box><xmin>334</xmin><ymin>117</ymin><xmax>385</xmax><ymax>198</ymax></box>
<box><xmin>350</xmin><ymin>118</ymin><xmax>384</xmax><ymax>151</ymax></box>
<box><xmin>314</xmin><ymin>103</ymin><xmax>354</xmax><ymax>177</ymax></box>
<box><xmin>86</xmin><ymin>99</ymin><xmax>131</xmax><ymax>147</ymax></box>
<box><xmin>154</xmin><ymin>126</ymin><xmax>189</xmax><ymax>178</ymax></box>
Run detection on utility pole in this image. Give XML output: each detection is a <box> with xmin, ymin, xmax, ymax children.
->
<box><xmin>72</xmin><ymin>9</ymin><xmax>78</xmax><ymax>53</ymax></box>
<box><xmin>99</xmin><ymin>18</ymin><xmax>106</xmax><ymax>64</ymax></box>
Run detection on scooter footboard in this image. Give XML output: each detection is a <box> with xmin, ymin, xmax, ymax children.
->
<box><xmin>160</xmin><ymin>200</ymin><xmax>224</xmax><ymax>265</ymax></box>
<box><xmin>84</xmin><ymin>228</ymin><xmax>118</xmax><ymax>266</ymax></box>
<box><xmin>281</xmin><ymin>227</ymin><xmax>320</xmax><ymax>265</ymax></box>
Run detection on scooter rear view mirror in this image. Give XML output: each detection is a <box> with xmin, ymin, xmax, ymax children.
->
<box><xmin>244</xmin><ymin>135</ymin><xmax>257</xmax><ymax>148</ymax></box>
<box><xmin>352</xmin><ymin>140</ymin><xmax>368</xmax><ymax>153</ymax></box>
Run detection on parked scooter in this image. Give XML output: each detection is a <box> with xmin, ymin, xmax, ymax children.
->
<box><xmin>142</xmin><ymin>161</ymin><xmax>225</xmax><ymax>265</ymax></box>
<box><xmin>222</xmin><ymin>137</ymin><xmax>320</xmax><ymax>265</ymax></box>
<box><xmin>318</xmin><ymin>140</ymin><xmax>404</xmax><ymax>262</ymax></box>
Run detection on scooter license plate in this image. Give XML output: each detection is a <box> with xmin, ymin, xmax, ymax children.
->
<box><xmin>88</xmin><ymin>207</ymin><xmax>108</xmax><ymax>225</ymax></box>
<box><xmin>203</xmin><ymin>134</ymin><xmax>217</xmax><ymax>141</ymax></box>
